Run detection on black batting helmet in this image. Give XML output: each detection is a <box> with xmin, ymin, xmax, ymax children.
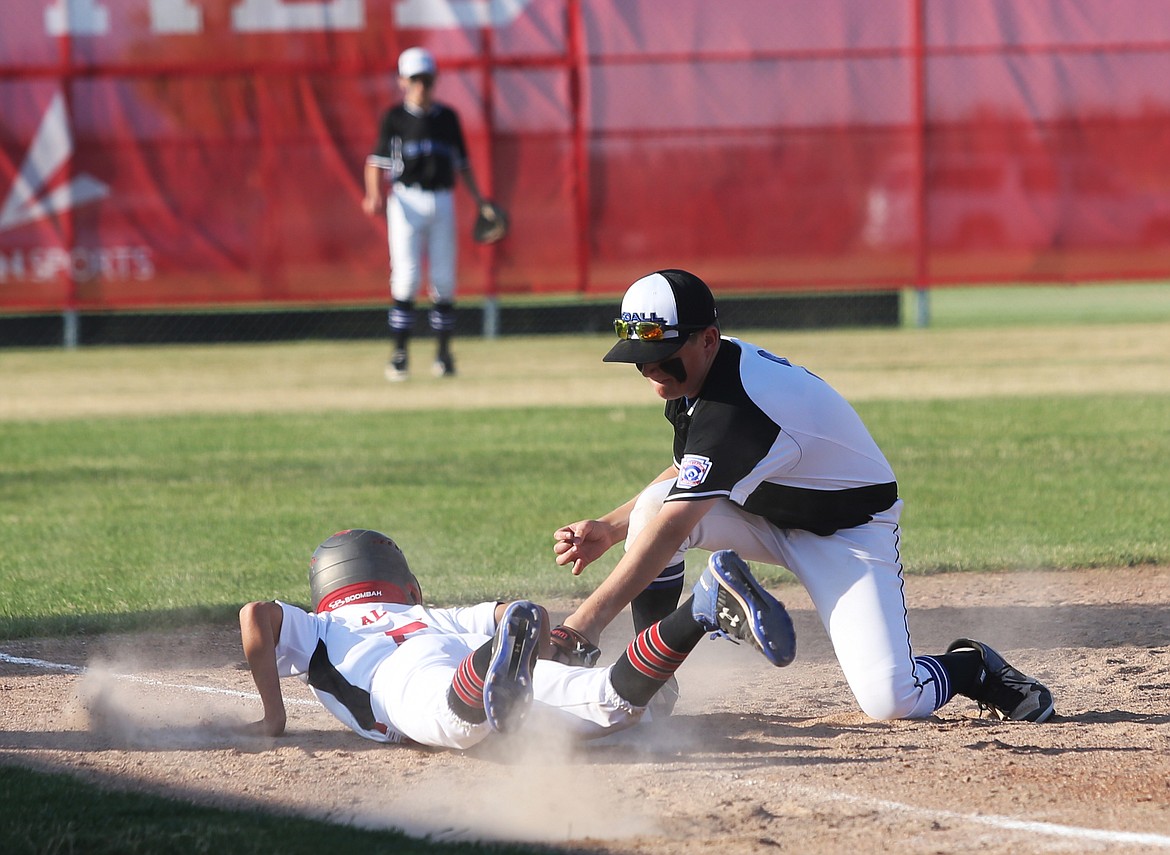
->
<box><xmin>309</xmin><ymin>529</ymin><xmax>422</xmax><ymax>613</ymax></box>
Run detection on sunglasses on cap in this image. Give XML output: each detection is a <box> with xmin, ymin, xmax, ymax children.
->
<box><xmin>613</xmin><ymin>319</ymin><xmax>707</xmax><ymax>341</ymax></box>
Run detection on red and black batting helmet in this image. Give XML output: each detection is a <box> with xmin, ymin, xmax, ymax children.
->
<box><xmin>309</xmin><ymin>529</ymin><xmax>423</xmax><ymax>613</ymax></box>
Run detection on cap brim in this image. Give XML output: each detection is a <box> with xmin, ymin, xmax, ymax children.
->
<box><xmin>603</xmin><ymin>337</ymin><xmax>687</xmax><ymax>364</ymax></box>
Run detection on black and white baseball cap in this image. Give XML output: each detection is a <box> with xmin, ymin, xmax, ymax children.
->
<box><xmin>398</xmin><ymin>46</ymin><xmax>437</xmax><ymax>78</ymax></box>
<box><xmin>603</xmin><ymin>269</ymin><xmax>718</xmax><ymax>364</ymax></box>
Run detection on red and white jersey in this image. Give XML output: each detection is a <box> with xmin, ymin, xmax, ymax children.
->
<box><xmin>274</xmin><ymin>599</ymin><xmax>498</xmax><ymax>742</ymax></box>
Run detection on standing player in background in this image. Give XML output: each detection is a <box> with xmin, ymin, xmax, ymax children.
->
<box><xmin>549</xmin><ymin>269</ymin><xmax>1055</xmax><ymax>725</ymax></box>
<box><xmin>237</xmin><ymin>528</ymin><xmax>795</xmax><ymax>749</ymax></box>
<box><xmin>362</xmin><ymin>47</ymin><xmax>494</xmax><ymax>381</ymax></box>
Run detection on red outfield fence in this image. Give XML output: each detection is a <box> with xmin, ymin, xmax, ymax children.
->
<box><xmin>3</xmin><ymin>0</ymin><xmax>1170</xmax><ymax>315</ymax></box>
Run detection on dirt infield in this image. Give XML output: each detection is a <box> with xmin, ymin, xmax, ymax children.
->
<box><xmin>2</xmin><ymin>566</ymin><xmax>1168</xmax><ymax>854</ymax></box>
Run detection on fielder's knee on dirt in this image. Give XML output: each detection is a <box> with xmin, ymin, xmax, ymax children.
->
<box><xmin>848</xmin><ymin>663</ymin><xmax>942</xmax><ymax>721</ymax></box>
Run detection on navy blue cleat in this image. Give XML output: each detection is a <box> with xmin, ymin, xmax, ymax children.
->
<box><xmin>947</xmin><ymin>638</ymin><xmax>1055</xmax><ymax>723</ymax></box>
<box><xmin>692</xmin><ymin>550</ymin><xmax>796</xmax><ymax>667</ymax></box>
<box><xmin>483</xmin><ymin>601</ymin><xmax>542</xmax><ymax>733</ymax></box>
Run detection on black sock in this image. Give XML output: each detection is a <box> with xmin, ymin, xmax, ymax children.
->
<box><xmin>430</xmin><ymin>302</ymin><xmax>455</xmax><ymax>359</ymax></box>
<box><xmin>631</xmin><ymin>563</ymin><xmax>686</xmax><ymax>634</ymax></box>
<box><xmin>934</xmin><ymin>649</ymin><xmax>984</xmax><ymax>697</ymax></box>
<box><xmin>390</xmin><ymin>299</ymin><xmax>414</xmax><ymax>352</ymax></box>
<box><xmin>609</xmin><ymin>596</ymin><xmax>705</xmax><ymax>707</ymax></box>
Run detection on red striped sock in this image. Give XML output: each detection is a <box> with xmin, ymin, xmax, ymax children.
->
<box><xmin>448</xmin><ymin>648</ymin><xmax>488</xmax><ymax>723</ymax></box>
<box><xmin>629</xmin><ymin>623</ymin><xmax>687</xmax><ymax>681</ymax></box>
<box><xmin>610</xmin><ymin>619</ymin><xmax>697</xmax><ymax>707</ymax></box>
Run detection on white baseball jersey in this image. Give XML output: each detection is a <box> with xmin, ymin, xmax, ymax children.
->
<box><xmin>274</xmin><ymin>599</ymin><xmax>497</xmax><ymax>743</ymax></box>
<box><xmin>628</xmin><ymin>338</ymin><xmax>944</xmax><ymax>721</ymax></box>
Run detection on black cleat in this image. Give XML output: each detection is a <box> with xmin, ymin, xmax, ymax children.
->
<box><xmin>483</xmin><ymin>601</ymin><xmax>542</xmax><ymax>733</ymax></box>
<box><xmin>947</xmin><ymin>638</ymin><xmax>1055</xmax><ymax>722</ymax></box>
<box><xmin>385</xmin><ymin>348</ymin><xmax>409</xmax><ymax>382</ymax></box>
<box><xmin>432</xmin><ymin>352</ymin><xmax>456</xmax><ymax>378</ymax></box>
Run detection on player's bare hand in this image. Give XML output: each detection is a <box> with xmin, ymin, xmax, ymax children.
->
<box><xmin>235</xmin><ymin>713</ymin><xmax>286</xmax><ymax>737</ymax></box>
<box><xmin>553</xmin><ymin>520</ymin><xmax>613</xmax><ymax>575</ymax></box>
<box><xmin>361</xmin><ymin>194</ymin><xmax>382</xmax><ymax>216</ymax></box>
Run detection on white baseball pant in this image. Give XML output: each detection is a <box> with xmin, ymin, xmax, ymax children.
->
<box><xmin>386</xmin><ymin>183</ymin><xmax>456</xmax><ymax>304</ymax></box>
<box><xmin>369</xmin><ymin>633</ymin><xmax>644</xmax><ymax>750</ymax></box>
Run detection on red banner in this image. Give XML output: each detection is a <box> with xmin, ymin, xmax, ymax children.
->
<box><xmin>2</xmin><ymin>0</ymin><xmax>1170</xmax><ymax>313</ymax></box>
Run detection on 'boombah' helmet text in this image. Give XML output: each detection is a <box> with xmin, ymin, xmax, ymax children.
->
<box><xmin>309</xmin><ymin>529</ymin><xmax>422</xmax><ymax>613</ymax></box>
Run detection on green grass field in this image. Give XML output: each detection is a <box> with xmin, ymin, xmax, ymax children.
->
<box><xmin>1</xmin><ymin>282</ymin><xmax>1169</xmax><ymax>854</ymax></box>
<box><xmin>2</xmin><ymin>394</ymin><xmax>1168</xmax><ymax>639</ymax></box>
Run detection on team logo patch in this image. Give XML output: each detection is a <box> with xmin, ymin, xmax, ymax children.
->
<box><xmin>676</xmin><ymin>454</ymin><xmax>713</xmax><ymax>488</ymax></box>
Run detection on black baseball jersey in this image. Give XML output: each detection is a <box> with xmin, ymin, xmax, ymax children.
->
<box><xmin>664</xmin><ymin>338</ymin><xmax>898</xmax><ymax>535</ymax></box>
<box><xmin>369</xmin><ymin>102</ymin><xmax>469</xmax><ymax>190</ymax></box>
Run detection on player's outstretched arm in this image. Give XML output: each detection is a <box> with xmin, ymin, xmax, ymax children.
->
<box><xmin>238</xmin><ymin>600</ymin><xmax>287</xmax><ymax>737</ymax></box>
<box><xmin>563</xmin><ymin>496</ymin><xmax>716</xmax><ymax>642</ymax></box>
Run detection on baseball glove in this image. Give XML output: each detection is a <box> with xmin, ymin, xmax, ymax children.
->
<box><xmin>549</xmin><ymin>624</ymin><xmax>601</xmax><ymax>667</ymax></box>
<box><xmin>473</xmin><ymin>201</ymin><xmax>509</xmax><ymax>244</ymax></box>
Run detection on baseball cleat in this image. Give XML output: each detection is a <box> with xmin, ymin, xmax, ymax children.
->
<box><xmin>692</xmin><ymin>550</ymin><xmax>796</xmax><ymax>667</ymax></box>
<box><xmin>483</xmin><ymin>601</ymin><xmax>542</xmax><ymax>733</ymax></box>
<box><xmin>947</xmin><ymin>638</ymin><xmax>1055</xmax><ymax>723</ymax></box>
<box><xmin>432</xmin><ymin>353</ymin><xmax>456</xmax><ymax>378</ymax></box>
<box><xmin>385</xmin><ymin>349</ymin><xmax>409</xmax><ymax>382</ymax></box>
